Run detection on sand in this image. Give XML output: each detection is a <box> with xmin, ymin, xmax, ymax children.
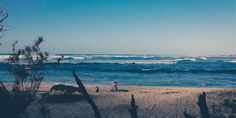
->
<box><xmin>19</xmin><ymin>83</ymin><xmax>235</xmax><ymax>118</ymax></box>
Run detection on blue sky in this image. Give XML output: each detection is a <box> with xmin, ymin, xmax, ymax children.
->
<box><xmin>1</xmin><ymin>0</ymin><xmax>235</xmax><ymax>56</ymax></box>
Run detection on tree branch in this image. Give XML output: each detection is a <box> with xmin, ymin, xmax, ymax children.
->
<box><xmin>129</xmin><ymin>94</ymin><xmax>138</xmax><ymax>118</ymax></box>
<box><xmin>197</xmin><ymin>92</ymin><xmax>210</xmax><ymax>118</ymax></box>
<box><xmin>72</xmin><ymin>69</ymin><xmax>102</xmax><ymax>118</ymax></box>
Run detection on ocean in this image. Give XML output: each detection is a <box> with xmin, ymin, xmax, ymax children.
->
<box><xmin>0</xmin><ymin>54</ymin><xmax>236</xmax><ymax>87</ymax></box>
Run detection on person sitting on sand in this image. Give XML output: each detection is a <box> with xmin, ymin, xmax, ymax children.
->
<box><xmin>111</xmin><ymin>82</ymin><xmax>118</xmax><ymax>91</ymax></box>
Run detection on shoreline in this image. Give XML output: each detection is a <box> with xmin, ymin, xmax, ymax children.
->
<box><xmin>41</xmin><ymin>82</ymin><xmax>236</xmax><ymax>88</ymax></box>
<box><xmin>37</xmin><ymin>83</ymin><xmax>235</xmax><ymax>92</ymax></box>
<box><xmin>3</xmin><ymin>82</ymin><xmax>236</xmax><ymax>90</ymax></box>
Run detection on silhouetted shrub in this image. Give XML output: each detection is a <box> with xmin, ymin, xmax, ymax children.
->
<box><xmin>0</xmin><ymin>37</ymin><xmax>48</xmax><ymax>118</ymax></box>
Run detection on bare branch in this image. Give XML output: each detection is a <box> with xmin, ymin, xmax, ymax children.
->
<box><xmin>72</xmin><ymin>69</ymin><xmax>102</xmax><ymax>118</ymax></box>
<box><xmin>197</xmin><ymin>92</ymin><xmax>210</xmax><ymax>118</ymax></box>
<box><xmin>129</xmin><ymin>94</ymin><xmax>138</xmax><ymax>118</ymax></box>
<box><xmin>183</xmin><ymin>92</ymin><xmax>209</xmax><ymax>118</ymax></box>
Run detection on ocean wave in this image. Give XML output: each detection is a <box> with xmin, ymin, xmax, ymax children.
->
<box><xmin>131</xmin><ymin>60</ymin><xmax>176</xmax><ymax>64</ymax></box>
<box><xmin>0</xmin><ymin>55</ymin><xmax>9</xmax><ymax>61</ymax></box>
<box><xmin>50</xmin><ymin>54</ymin><xmax>172</xmax><ymax>60</ymax></box>
<box><xmin>48</xmin><ymin>55</ymin><xmax>88</xmax><ymax>60</ymax></box>
<box><xmin>44</xmin><ymin>56</ymin><xmax>204</xmax><ymax>64</ymax></box>
<box><xmin>1</xmin><ymin>54</ymin><xmax>235</xmax><ymax>65</ymax></box>
<box><xmin>94</xmin><ymin>67</ymin><xmax>236</xmax><ymax>74</ymax></box>
<box><xmin>228</xmin><ymin>60</ymin><xmax>236</xmax><ymax>63</ymax></box>
<box><xmin>119</xmin><ymin>68</ymin><xmax>236</xmax><ymax>74</ymax></box>
<box><xmin>175</xmin><ymin>58</ymin><xmax>196</xmax><ymax>62</ymax></box>
<box><xmin>0</xmin><ymin>61</ymin><xmax>235</xmax><ymax>74</ymax></box>
<box><xmin>199</xmin><ymin>57</ymin><xmax>208</xmax><ymax>60</ymax></box>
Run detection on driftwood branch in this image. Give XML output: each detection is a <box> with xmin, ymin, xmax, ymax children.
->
<box><xmin>183</xmin><ymin>92</ymin><xmax>209</xmax><ymax>118</ymax></box>
<box><xmin>197</xmin><ymin>92</ymin><xmax>210</xmax><ymax>118</ymax></box>
<box><xmin>0</xmin><ymin>12</ymin><xmax>8</xmax><ymax>23</ymax></box>
<box><xmin>0</xmin><ymin>80</ymin><xmax>10</xmax><ymax>97</ymax></box>
<box><xmin>129</xmin><ymin>94</ymin><xmax>138</xmax><ymax>118</ymax></box>
<box><xmin>72</xmin><ymin>69</ymin><xmax>102</xmax><ymax>118</ymax></box>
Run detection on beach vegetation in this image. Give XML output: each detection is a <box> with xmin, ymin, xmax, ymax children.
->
<box><xmin>0</xmin><ymin>37</ymin><xmax>48</xmax><ymax>118</ymax></box>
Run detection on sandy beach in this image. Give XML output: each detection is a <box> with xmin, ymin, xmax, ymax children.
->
<box><xmin>1</xmin><ymin>1</ymin><xmax>235</xmax><ymax>118</ymax></box>
<box><xmin>17</xmin><ymin>83</ymin><xmax>235</xmax><ymax>118</ymax></box>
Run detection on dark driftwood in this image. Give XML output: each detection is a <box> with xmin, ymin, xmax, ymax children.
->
<box><xmin>72</xmin><ymin>70</ymin><xmax>102</xmax><ymax>118</ymax></box>
<box><xmin>183</xmin><ymin>92</ymin><xmax>209</xmax><ymax>118</ymax></box>
<box><xmin>0</xmin><ymin>11</ymin><xmax>8</xmax><ymax>23</ymax></box>
<box><xmin>197</xmin><ymin>92</ymin><xmax>210</xmax><ymax>118</ymax></box>
<box><xmin>0</xmin><ymin>81</ymin><xmax>10</xmax><ymax>97</ymax></box>
<box><xmin>129</xmin><ymin>94</ymin><xmax>138</xmax><ymax>118</ymax></box>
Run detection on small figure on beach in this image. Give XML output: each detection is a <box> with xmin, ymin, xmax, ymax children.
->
<box><xmin>95</xmin><ymin>86</ymin><xmax>99</xmax><ymax>92</ymax></box>
<box><xmin>111</xmin><ymin>81</ymin><xmax>118</xmax><ymax>91</ymax></box>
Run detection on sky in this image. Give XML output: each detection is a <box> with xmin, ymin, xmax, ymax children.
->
<box><xmin>0</xmin><ymin>0</ymin><xmax>235</xmax><ymax>56</ymax></box>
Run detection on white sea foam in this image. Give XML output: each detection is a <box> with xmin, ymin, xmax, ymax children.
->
<box><xmin>84</xmin><ymin>60</ymin><xmax>177</xmax><ymax>65</ymax></box>
<box><xmin>72</xmin><ymin>56</ymin><xmax>86</xmax><ymax>60</ymax></box>
<box><xmin>199</xmin><ymin>57</ymin><xmax>207</xmax><ymax>60</ymax></box>
<box><xmin>0</xmin><ymin>55</ymin><xmax>9</xmax><ymax>62</ymax></box>
<box><xmin>141</xmin><ymin>69</ymin><xmax>154</xmax><ymax>71</ymax></box>
<box><xmin>228</xmin><ymin>60</ymin><xmax>236</xmax><ymax>63</ymax></box>
<box><xmin>133</xmin><ymin>60</ymin><xmax>176</xmax><ymax>64</ymax></box>
<box><xmin>47</xmin><ymin>55</ymin><xmax>62</xmax><ymax>60</ymax></box>
<box><xmin>175</xmin><ymin>58</ymin><xmax>196</xmax><ymax>62</ymax></box>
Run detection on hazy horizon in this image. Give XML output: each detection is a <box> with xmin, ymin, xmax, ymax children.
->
<box><xmin>0</xmin><ymin>0</ymin><xmax>235</xmax><ymax>56</ymax></box>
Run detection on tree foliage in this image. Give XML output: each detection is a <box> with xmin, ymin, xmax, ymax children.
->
<box><xmin>0</xmin><ymin>37</ymin><xmax>48</xmax><ymax>118</ymax></box>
